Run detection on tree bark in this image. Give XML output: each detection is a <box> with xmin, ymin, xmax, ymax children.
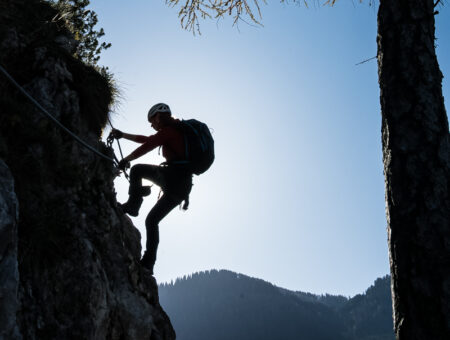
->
<box><xmin>377</xmin><ymin>0</ymin><xmax>450</xmax><ymax>339</ymax></box>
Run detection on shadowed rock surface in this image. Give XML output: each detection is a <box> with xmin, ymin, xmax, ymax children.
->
<box><xmin>0</xmin><ymin>1</ymin><xmax>175</xmax><ymax>339</ymax></box>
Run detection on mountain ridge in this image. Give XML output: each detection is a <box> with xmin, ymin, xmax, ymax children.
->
<box><xmin>159</xmin><ymin>269</ymin><xmax>394</xmax><ymax>340</ymax></box>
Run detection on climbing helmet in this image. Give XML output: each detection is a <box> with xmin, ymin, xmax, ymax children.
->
<box><xmin>148</xmin><ymin>103</ymin><xmax>171</xmax><ymax>120</ymax></box>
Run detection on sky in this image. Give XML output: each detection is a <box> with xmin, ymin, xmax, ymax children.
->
<box><xmin>90</xmin><ymin>0</ymin><xmax>450</xmax><ymax>296</ymax></box>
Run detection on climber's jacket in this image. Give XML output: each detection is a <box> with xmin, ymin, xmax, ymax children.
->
<box><xmin>127</xmin><ymin>119</ymin><xmax>185</xmax><ymax>162</ymax></box>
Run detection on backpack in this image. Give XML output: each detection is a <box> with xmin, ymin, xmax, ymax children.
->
<box><xmin>179</xmin><ymin>119</ymin><xmax>214</xmax><ymax>175</ymax></box>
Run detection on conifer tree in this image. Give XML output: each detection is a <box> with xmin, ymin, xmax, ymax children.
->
<box><xmin>50</xmin><ymin>0</ymin><xmax>111</xmax><ymax>65</ymax></box>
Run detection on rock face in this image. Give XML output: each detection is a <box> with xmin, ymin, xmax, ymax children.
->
<box><xmin>0</xmin><ymin>1</ymin><xmax>175</xmax><ymax>339</ymax></box>
<box><xmin>0</xmin><ymin>160</ymin><xmax>21</xmax><ymax>340</ymax></box>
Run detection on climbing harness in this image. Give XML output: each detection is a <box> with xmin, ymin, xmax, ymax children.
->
<box><xmin>0</xmin><ymin>63</ymin><xmax>129</xmax><ymax>179</ymax></box>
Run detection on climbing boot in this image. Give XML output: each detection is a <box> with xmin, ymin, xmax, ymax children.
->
<box><xmin>119</xmin><ymin>196</ymin><xmax>143</xmax><ymax>217</ymax></box>
<box><xmin>140</xmin><ymin>251</ymin><xmax>155</xmax><ymax>274</ymax></box>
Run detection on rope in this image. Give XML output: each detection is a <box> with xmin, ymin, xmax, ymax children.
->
<box><xmin>106</xmin><ymin>120</ymin><xmax>130</xmax><ymax>182</ymax></box>
<box><xmin>0</xmin><ymin>63</ymin><xmax>115</xmax><ymax>163</ymax></box>
<box><xmin>111</xmin><ymin>122</ymin><xmax>125</xmax><ymax>160</ymax></box>
<box><xmin>107</xmin><ymin>116</ymin><xmax>125</xmax><ymax>159</ymax></box>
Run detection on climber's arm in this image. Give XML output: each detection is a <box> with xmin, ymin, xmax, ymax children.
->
<box><xmin>121</xmin><ymin>132</ymin><xmax>149</xmax><ymax>143</ymax></box>
<box><xmin>111</xmin><ymin>129</ymin><xmax>148</xmax><ymax>143</ymax></box>
<box><xmin>117</xmin><ymin>130</ymin><xmax>166</xmax><ymax>170</ymax></box>
<box><xmin>123</xmin><ymin>132</ymin><xmax>165</xmax><ymax>162</ymax></box>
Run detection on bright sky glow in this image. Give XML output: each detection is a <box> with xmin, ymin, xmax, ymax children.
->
<box><xmin>91</xmin><ymin>0</ymin><xmax>450</xmax><ymax>296</ymax></box>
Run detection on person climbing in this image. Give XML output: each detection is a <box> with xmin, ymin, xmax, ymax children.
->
<box><xmin>110</xmin><ymin>103</ymin><xmax>214</xmax><ymax>274</ymax></box>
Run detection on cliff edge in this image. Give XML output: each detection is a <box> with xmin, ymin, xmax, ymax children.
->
<box><xmin>0</xmin><ymin>1</ymin><xmax>175</xmax><ymax>339</ymax></box>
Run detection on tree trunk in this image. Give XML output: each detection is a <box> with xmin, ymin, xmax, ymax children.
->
<box><xmin>377</xmin><ymin>0</ymin><xmax>450</xmax><ymax>339</ymax></box>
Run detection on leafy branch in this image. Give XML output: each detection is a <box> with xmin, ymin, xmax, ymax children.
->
<box><xmin>166</xmin><ymin>0</ymin><xmax>377</xmax><ymax>34</ymax></box>
<box><xmin>166</xmin><ymin>0</ymin><xmax>268</xmax><ymax>34</ymax></box>
<box><xmin>49</xmin><ymin>0</ymin><xmax>111</xmax><ymax>65</ymax></box>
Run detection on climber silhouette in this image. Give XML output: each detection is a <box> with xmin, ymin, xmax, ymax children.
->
<box><xmin>111</xmin><ymin>103</ymin><xmax>192</xmax><ymax>274</ymax></box>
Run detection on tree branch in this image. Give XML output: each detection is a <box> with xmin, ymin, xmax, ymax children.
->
<box><xmin>355</xmin><ymin>56</ymin><xmax>377</xmax><ymax>66</ymax></box>
<box><xmin>166</xmin><ymin>0</ymin><xmax>377</xmax><ymax>34</ymax></box>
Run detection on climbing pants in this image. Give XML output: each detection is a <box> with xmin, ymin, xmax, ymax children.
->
<box><xmin>128</xmin><ymin>164</ymin><xmax>192</xmax><ymax>268</ymax></box>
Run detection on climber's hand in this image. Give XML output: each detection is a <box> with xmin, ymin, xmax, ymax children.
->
<box><xmin>118</xmin><ymin>159</ymin><xmax>130</xmax><ymax>171</ymax></box>
<box><xmin>111</xmin><ymin>129</ymin><xmax>123</xmax><ymax>139</ymax></box>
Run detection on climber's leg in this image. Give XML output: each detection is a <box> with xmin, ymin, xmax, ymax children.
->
<box><xmin>141</xmin><ymin>194</ymin><xmax>181</xmax><ymax>273</ymax></box>
<box><xmin>128</xmin><ymin>164</ymin><xmax>160</xmax><ymax>195</ymax></box>
<box><xmin>119</xmin><ymin>164</ymin><xmax>156</xmax><ymax>216</ymax></box>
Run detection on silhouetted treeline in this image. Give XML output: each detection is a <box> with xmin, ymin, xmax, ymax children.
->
<box><xmin>159</xmin><ymin>270</ymin><xmax>394</xmax><ymax>340</ymax></box>
<box><xmin>341</xmin><ymin>276</ymin><xmax>394</xmax><ymax>340</ymax></box>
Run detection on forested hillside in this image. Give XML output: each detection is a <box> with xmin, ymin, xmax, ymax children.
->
<box><xmin>159</xmin><ymin>270</ymin><xmax>394</xmax><ymax>340</ymax></box>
